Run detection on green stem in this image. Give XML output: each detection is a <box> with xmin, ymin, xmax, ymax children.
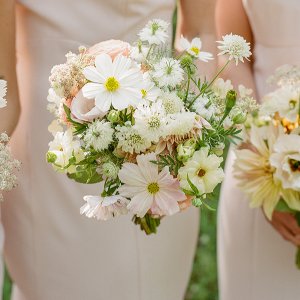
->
<box><xmin>205</xmin><ymin>60</ymin><xmax>230</xmax><ymax>92</ymax></box>
<box><xmin>185</xmin><ymin>68</ymin><xmax>191</xmax><ymax>102</ymax></box>
<box><xmin>140</xmin><ymin>217</ymin><xmax>152</xmax><ymax>235</ymax></box>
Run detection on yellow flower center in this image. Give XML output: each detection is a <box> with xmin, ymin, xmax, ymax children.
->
<box><xmin>147</xmin><ymin>182</ymin><xmax>160</xmax><ymax>194</ymax></box>
<box><xmin>141</xmin><ymin>89</ymin><xmax>147</xmax><ymax>98</ymax></box>
<box><xmin>105</xmin><ymin>77</ymin><xmax>120</xmax><ymax>92</ymax></box>
<box><xmin>191</xmin><ymin>47</ymin><xmax>200</xmax><ymax>55</ymax></box>
<box><xmin>197</xmin><ymin>168</ymin><xmax>206</xmax><ymax>177</ymax></box>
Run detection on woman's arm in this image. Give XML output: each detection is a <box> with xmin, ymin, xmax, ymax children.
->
<box><xmin>0</xmin><ymin>0</ymin><xmax>20</xmax><ymax>136</ymax></box>
<box><xmin>216</xmin><ymin>0</ymin><xmax>300</xmax><ymax>246</ymax></box>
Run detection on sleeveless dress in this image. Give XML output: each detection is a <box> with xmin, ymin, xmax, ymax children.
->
<box><xmin>218</xmin><ymin>0</ymin><xmax>300</xmax><ymax>299</ymax></box>
<box><xmin>2</xmin><ymin>1</ymin><xmax>200</xmax><ymax>299</ymax></box>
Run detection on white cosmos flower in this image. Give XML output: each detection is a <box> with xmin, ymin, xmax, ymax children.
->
<box><xmin>152</xmin><ymin>58</ymin><xmax>184</xmax><ymax>88</ymax></box>
<box><xmin>0</xmin><ymin>80</ymin><xmax>7</xmax><ymax>108</ymax></box>
<box><xmin>80</xmin><ymin>182</ymin><xmax>129</xmax><ymax>220</ymax></box>
<box><xmin>261</xmin><ymin>86</ymin><xmax>300</xmax><ymax>122</ymax></box>
<box><xmin>48</xmin><ymin>129</ymin><xmax>84</xmax><ymax>171</ymax></box>
<box><xmin>141</xmin><ymin>73</ymin><xmax>161</xmax><ymax>102</ymax></box>
<box><xmin>217</xmin><ymin>33</ymin><xmax>251</xmax><ymax>65</ymax></box>
<box><xmin>118</xmin><ymin>152</ymin><xmax>186</xmax><ymax>217</ymax></box>
<box><xmin>178</xmin><ymin>147</ymin><xmax>224</xmax><ymax>194</ymax></box>
<box><xmin>82</xmin><ymin>53</ymin><xmax>143</xmax><ymax>112</ymax></box>
<box><xmin>160</xmin><ymin>91</ymin><xmax>184</xmax><ymax>114</ymax></box>
<box><xmin>270</xmin><ymin>135</ymin><xmax>300</xmax><ymax>191</ymax></box>
<box><xmin>83</xmin><ymin>120</ymin><xmax>114</xmax><ymax>151</ymax></box>
<box><xmin>116</xmin><ymin>125</ymin><xmax>151</xmax><ymax>154</ymax></box>
<box><xmin>138</xmin><ymin>19</ymin><xmax>169</xmax><ymax>45</ymax></box>
<box><xmin>134</xmin><ymin>100</ymin><xmax>167</xmax><ymax>142</ymax></box>
<box><xmin>180</xmin><ymin>36</ymin><xmax>213</xmax><ymax>62</ymax></box>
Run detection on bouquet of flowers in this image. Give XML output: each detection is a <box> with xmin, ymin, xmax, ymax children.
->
<box><xmin>0</xmin><ymin>80</ymin><xmax>20</xmax><ymax>201</ymax></box>
<box><xmin>234</xmin><ymin>64</ymin><xmax>300</xmax><ymax>267</ymax></box>
<box><xmin>47</xmin><ymin>19</ymin><xmax>256</xmax><ymax>234</ymax></box>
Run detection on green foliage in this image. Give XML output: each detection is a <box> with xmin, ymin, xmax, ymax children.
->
<box><xmin>67</xmin><ymin>164</ymin><xmax>102</xmax><ymax>184</ymax></box>
<box><xmin>63</xmin><ymin>104</ymin><xmax>88</xmax><ymax>135</ymax></box>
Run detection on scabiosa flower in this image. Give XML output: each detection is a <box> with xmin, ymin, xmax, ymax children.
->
<box><xmin>118</xmin><ymin>152</ymin><xmax>186</xmax><ymax>217</ymax></box>
<box><xmin>160</xmin><ymin>91</ymin><xmax>184</xmax><ymax>114</ymax></box>
<box><xmin>115</xmin><ymin>125</ymin><xmax>152</xmax><ymax>154</ymax></box>
<box><xmin>178</xmin><ymin>147</ymin><xmax>224</xmax><ymax>194</ymax></box>
<box><xmin>165</xmin><ymin>112</ymin><xmax>198</xmax><ymax>137</ymax></box>
<box><xmin>134</xmin><ymin>101</ymin><xmax>167</xmax><ymax>143</ymax></box>
<box><xmin>0</xmin><ymin>80</ymin><xmax>7</xmax><ymax>108</ymax></box>
<box><xmin>152</xmin><ymin>58</ymin><xmax>184</xmax><ymax>88</ymax></box>
<box><xmin>179</xmin><ymin>36</ymin><xmax>213</xmax><ymax>62</ymax></box>
<box><xmin>217</xmin><ymin>33</ymin><xmax>251</xmax><ymax>65</ymax></box>
<box><xmin>83</xmin><ymin>120</ymin><xmax>114</xmax><ymax>151</ymax></box>
<box><xmin>138</xmin><ymin>19</ymin><xmax>169</xmax><ymax>45</ymax></box>
<box><xmin>80</xmin><ymin>182</ymin><xmax>129</xmax><ymax>221</ymax></box>
<box><xmin>82</xmin><ymin>53</ymin><xmax>143</xmax><ymax>112</ymax></box>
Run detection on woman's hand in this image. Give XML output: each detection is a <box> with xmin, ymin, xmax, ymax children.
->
<box><xmin>268</xmin><ymin>211</ymin><xmax>300</xmax><ymax>246</ymax></box>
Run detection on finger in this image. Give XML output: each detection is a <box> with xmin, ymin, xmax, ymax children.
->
<box><xmin>280</xmin><ymin>214</ymin><xmax>300</xmax><ymax>235</ymax></box>
<box><xmin>277</xmin><ymin>226</ymin><xmax>300</xmax><ymax>247</ymax></box>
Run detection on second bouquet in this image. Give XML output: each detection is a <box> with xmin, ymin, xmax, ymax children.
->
<box><xmin>46</xmin><ymin>19</ymin><xmax>256</xmax><ymax>234</ymax></box>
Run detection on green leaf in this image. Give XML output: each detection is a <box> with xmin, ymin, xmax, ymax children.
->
<box><xmin>67</xmin><ymin>165</ymin><xmax>102</xmax><ymax>184</ymax></box>
<box><xmin>63</xmin><ymin>104</ymin><xmax>88</xmax><ymax>134</ymax></box>
<box><xmin>275</xmin><ymin>199</ymin><xmax>295</xmax><ymax>213</ymax></box>
<box><xmin>187</xmin><ymin>174</ymin><xmax>200</xmax><ymax>195</ymax></box>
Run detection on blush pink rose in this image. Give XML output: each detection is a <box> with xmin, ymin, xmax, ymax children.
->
<box><xmin>87</xmin><ymin>39</ymin><xmax>130</xmax><ymax>60</ymax></box>
<box><xmin>70</xmin><ymin>90</ymin><xmax>106</xmax><ymax>122</ymax></box>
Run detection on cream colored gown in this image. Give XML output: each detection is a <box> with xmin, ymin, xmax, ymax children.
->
<box><xmin>2</xmin><ymin>1</ymin><xmax>200</xmax><ymax>299</ymax></box>
<box><xmin>218</xmin><ymin>0</ymin><xmax>300</xmax><ymax>299</ymax></box>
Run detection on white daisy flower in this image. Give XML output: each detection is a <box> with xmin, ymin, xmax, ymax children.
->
<box><xmin>0</xmin><ymin>80</ymin><xmax>7</xmax><ymax>108</ymax></box>
<box><xmin>83</xmin><ymin>120</ymin><xmax>114</xmax><ymax>151</ymax></box>
<box><xmin>82</xmin><ymin>53</ymin><xmax>143</xmax><ymax>112</ymax></box>
<box><xmin>134</xmin><ymin>101</ymin><xmax>167</xmax><ymax>142</ymax></box>
<box><xmin>160</xmin><ymin>91</ymin><xmax>184</xmax><ymax>114</ymax></box>
<box><xmin>116</xmin><ymin>125</ymin><xmax>151</xmax><ymax>154</ymax></box>
<box><xmin>118</xmin><ymin>152</ymin><xmax>186</xmax><ymax>217</ymax></box>
<box><xmin>179</xmin><ymin>36</ymin><xmax>213</xmax><ymax>62</ymax></box>
<box><xmin>140</xmin><ymin>73</ymin><xmax>161</xmax><ymax>102</ymax></box>
<box><xmin>152</xmin><ymin>58</ymin><xmax>184</xmax><ymax>88</ymax></box>
<box><xmin>217</xmin><ymin>33</ymin><xmax>251</xmax><ymax>65</ymax></box>
<box><xmin>80</xmin><ymin>182</ymin><xmax>129</xmax><ymax>221</ymax></box>
<box><xmin>178</xmin><ymin>147</ymin><xmax>224</xmax><ymax>194</ymax></box>
<box><xmin>138</xmin><ymin>19</ymin><xmax>169</xmax><ymax>45</ymax></box>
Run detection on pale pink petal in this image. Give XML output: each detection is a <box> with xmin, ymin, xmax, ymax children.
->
<box><xmin>136</xmin><ymin>153</ymin><xmax>159</xmax><ymax>183</ymax></box>
<box><xmin>118</xmin><ymin>163</ymin><xmax>147</xmax><ymax>186</ymax></box>
<box><xmin>127</xmin><ymin>191</ymin><xmax>153</xmax><ymax>217</ymax></box>
<box><xmin>155</xmin><ymin>190</ymin><xmax>180</xmax><ymax>216</ymax></box>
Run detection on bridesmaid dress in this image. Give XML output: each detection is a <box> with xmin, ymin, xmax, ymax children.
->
<box><xmin>218</xmin><ymin>0</ymin><xmax>300</xmax><ymax>299</ymax></box>
<box><xmin>2</xmin><ymin>1</ymin><xmax>200</xmax><ymax>299</ymax></box>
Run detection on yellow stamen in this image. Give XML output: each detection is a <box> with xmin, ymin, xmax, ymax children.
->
<box><xmin>147</xmin><ymin>182</ymin><xmax>160</xmax><ymax>194</ymax></box>
<box><xmin>105</xmin><ymin>77</ymin><xmax>120</xmax><ymax>92</ymax></box>
<box><xmin>191</xmin><ymin>47</ymin><xmax>200</xmax><ymax>56</ymax></box>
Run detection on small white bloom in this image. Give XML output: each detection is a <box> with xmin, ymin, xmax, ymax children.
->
<box><xmin>261</xmin><ymin>86</ymin><xmax>300</xmax><ymax>122</ymax></box>
<box><xmin>270</xmin><ymin>135</ymin><xmax>300</xmax><ymax>191</ymax></box>
<box><xmin>48</xmin><ymin>119</ymin><xmax>63</xmax><ymax>135</ymax></box>
<box><xmin>84</xmin><ymin>120</ymin><xmax>114</xmax><ymax>151</ymax></box>
<box><xmin>118</xmin><ymin>152</ymin><xmax>186</xmax><ymax>217</ymax></box>
<box><xmin>211</xmin><ymin>78</ymin><xmax>233</xmax><ymax>98</ymax></box>
<box><xmin>134</xmin><ymin>100</ymin><xmax>167</xmax><ymax>143</ymax></box>
<box><xmin>48</xmin><ymin>129</ymin><xmax>84</xmax><ymax>170</ymax></box>
<box><xmin>82</xmin><ymin>53</ymin><xmax>143</xmax><ymax>112</ymax></box>
<box><xmin>101</xmin><ymin>161</ymin><xmax>120</xmax><ymax>179</ymax></box>
<box><xmin>116</xmin><ymin>125</ymin><xmax>151</xmax><ymax>154</ymax></box>
<box><xmin>0</xmin><ymin>80</ymin><xmax>7</xmax><ymax>108</ymax></box>
<box><xmin>165</xmin><ymin>112</ymin><xmax>197</xmax><ymax>137</ymax></box>
<box><xmin>47</xmin><ymin>88</ymin><xmax>64</xmax><ymax>116</ymax></box>
<box><xmin>130</xmin><ymin>45</ymin><xmax>149</xmax><ymax>63</ymax></box>
<box><xmin>160</xmin><ymin>91</ymin><xmax>184</xmax><ymax>114</ymax></box>
<box><xmin>217</xmin><ymin>33</ymin><xmax>251</xmax><ymax>65</ymax></box>
<box><xmin>192</xmin><ymin>95</ymin><xmax>216</xmax><ymax>120</ymax></box>
<box><xmin>140</xmin><ymin>73</ymin><xmax>161</xmax><ymax>102</ymax></box>
<box><xmin>179</xmin><ymin>36</ymin><xmax>213</xmax><ymax>62</ymax></box>
<box><xmin>80</xmin><ymin>182</ymin><xmax>129</xmax><ymax>221</ymax></box>
<box><xmin>178</xmin><ymin>147</ymin><xmax>224</xmax><ymax>194</ymax></box>
<box><xmin>138</xmin><ymin>19</ymin><xmax>169</xmax><ymax>45</ymax></box>
<box><xmin>152</xmin><ymin>58</ymin><xmax>184</xmax><ymax>88</ymax></box>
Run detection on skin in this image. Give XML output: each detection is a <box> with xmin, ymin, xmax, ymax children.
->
<box><xmin>0</xmin><ymin>0</ymin><xmax>20</xmax><ymax>136</ymax></box>
<box><xmin>216</xmin><ymin>0</ymin><xmax>300</xmax><ymax>247</ymax></box>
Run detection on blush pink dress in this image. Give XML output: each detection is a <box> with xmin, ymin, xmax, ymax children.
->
<box><xmin>218</xmin><ymin>0</ymin><xmax>300</xmax><ymax>299</ymax></box>
<box><xmin>2</xmin><ymin>1</ymin><xmax>200</xmax><ymax>299</ymax></box>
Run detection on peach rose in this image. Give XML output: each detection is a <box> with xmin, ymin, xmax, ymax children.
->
<box><xmin>70</xmin><ymin>90</ymin><xmax>106</xmax><ymax>122</ymax></box>
<box><xmin>87</xmin><ymin>39</ymin><xmax>130</xmax><ymax>60</ymax></box>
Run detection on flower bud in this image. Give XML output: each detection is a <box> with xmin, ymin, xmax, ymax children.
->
<box><xmin>177</xmin><ymin>144</ymin><xmax>195</xmax><ymax>162</ymax></box>
<box><xmin>184</xmin><ymin>138</ymin><xmax>197</xmax><ymax>149</ymax></box>
<box><xmin>46</xmin><ymin>152</ymin><xmax>57</xmax><ymax>164</ymax></box>
<box><xmin>232</xmin><ymin>112</ymin><xmax>247</xmax><ymax>124</ymax></box>
<box><xmin>107</xmin><ymin>110</ymin><xmax>120</xmax><ymax>123</ymax></box>
<box><xmin>225</xmin><ymin>90</ymin><xmax>237</xmax><ymax>112</ymax></box>
<box><xmin>102</xmin><ymin>161</ymin><xmax>120</xmax><ymax>179</ymax></box>
<box><xmin>211</xmin><ymin>143</ymin><xmax>225</xmax><ymax>156</ymax></box>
